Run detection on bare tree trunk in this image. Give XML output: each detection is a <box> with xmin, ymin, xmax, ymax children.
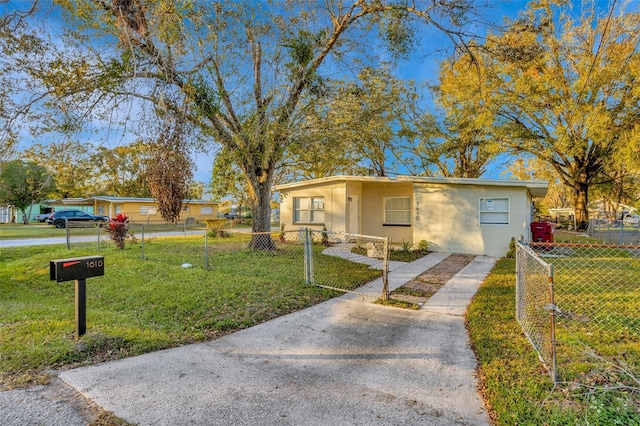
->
<box><xmin>247</xmin><ymin>169</ymin><xmax>276</xmax><ymax>250</ymax></box>
<box><xmin>573</xmin><ymin>183</ymin><xmax>589</xmax><ymax>230</ymax></box>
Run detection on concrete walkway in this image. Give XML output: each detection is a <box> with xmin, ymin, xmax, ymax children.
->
<box><xmin>53</xmin><ymin>252</ymin><xmax>496</xmax><ymax>426</ymax></box>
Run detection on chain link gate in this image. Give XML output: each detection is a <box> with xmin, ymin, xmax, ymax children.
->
<box><xmin>303</xmin><ymin>229</ymin><xmax>390</xmax><ymax>300</ymax></box>
<box><xmin>516</xmin><ymin>240</ymin><xmax>640</xmax><ymax>389</ymax></box>
<box><xmin>515</xmin><ymin>241</ymin><xmax>557</xmax><ymax>381</ymax></box>
<box><xmin>203</xmin><ymin>228</ymin><xmax>390</xmax><ymax>301</ymax></box>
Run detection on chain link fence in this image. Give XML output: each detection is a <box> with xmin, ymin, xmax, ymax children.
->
<box><xmin>515</xmin><ymin>242</ymin><xmax>556</xmax><ymax>380</ymax></box>
<box><xmin>60</xmin><ymin>222</ymin><xmax>389</xmax><ymax>300</ymax></box>
<box><xmin>516</xmin><ymin>241</ymin><xmax>640</xmax><ymax>391</ymax></box>
<box><xmin>58</xmin><ymin>219</ymin><xmax>207</xmax><ymax>251</ymax></box>
<box><xmin>588</xmin><ymin>218</ymin><xmax>640</xmax><ymax>245</ymax></box>
<box><xmin>205</xmin><ymin>229</ymin><xmax>390</xmax><ymax>300</ymax></box>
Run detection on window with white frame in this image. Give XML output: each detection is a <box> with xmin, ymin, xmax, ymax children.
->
<box><xmin>182</xmin><ymin>205</ymin><xmax>190</xmax><ymax>212</ymax></box>
<box><xmin>140</xmin><ymin>205</ymin><xmax>157</xmax><ymax>215</ymax></box>
<box><xmin>115</xmin><ymin>205</ymin><xmax>122</xmax><ymax>214</ymax></box>
<box><xmin>294</xmin><ymin>197</ymin><xmax>325</xmax><ymax>224</ymax></box>
<box><xmin>384</xmin><ymin>197</ymin><xmax>411</xmax><ymax>225</ymax></box>
<box><xmin>201</xmin><ymin>206</ymin><xmax>213</xmax><ymax>215</ymax></box>
<box><xmin>479</xmin><ymin>197</ymin><xmax>509</xmax><ymax>225</ymax></box>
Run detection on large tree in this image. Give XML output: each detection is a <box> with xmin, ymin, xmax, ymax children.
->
<box><xmin>22</xmin><ymin>140</ymin><xmax>97</xmax><ymax>198</ymax></box>
<box><xmin>91</xmin><ymin>142</ymin><xmax>154</xmax><ymax>198</ymax></box>
<box><xmin>282</xmin><ymin>65</ymin><xmax>410</xmax><ymax>180</ymax></box>
<box><xmin>479</xmin><ymin>1</ymin><xmax>640</xmax><ymax>229</ymax></box>
<box><xmin>0</xmin><ymin>0</ymin><xmax>41</xmax><ymax>157</ymax></box>
<box><xmin>6</xmin><ymin>0</ymin><xmax>479</xmax><ymax>246</ymax></box>
<box><xmin>0</xmin><ymin>159</ymin><xmax>55</xmax><ymax>223</ymax></box>
<box><xmin>399</xmin><ymin>56</ymin><xmax>502</xmax><ymax>179</ymax></box>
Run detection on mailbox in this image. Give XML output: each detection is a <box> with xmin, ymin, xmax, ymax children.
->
<box><xmin>49</xmin><ymin>256</ymin><xmax>104</xmax><ymax>339</ymax></box>
<box><xmin>50</xmin><ymin>256</ymin><xmax>104</xmax><ymax>282</ymax></box>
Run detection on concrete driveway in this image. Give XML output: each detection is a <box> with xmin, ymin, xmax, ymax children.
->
<box><xmin>56</xmin><ymin>254</ymin><xmax>495</xmax><ymax>426</ymax></box>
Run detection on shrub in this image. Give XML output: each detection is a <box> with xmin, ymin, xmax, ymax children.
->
<box><xmin>505</xmin><ymin>237</ymin><xmax>516</xmax><ymax>258</ymax></box>
<box><xmin>105</xmin><ymin>213</ymin><xmax>129</xmax><ymax>250</ymax></box>
<box><xmin>418</xmin><ymin>240</ymin><xmax>430</xmax><ymax>252</ymax></box>
<box><xmin>321</xmin><ymin>226</ymin><xmax>329</xmax><ymax>247</ymax></box>
<box><xmin>205</xmin><ymin>218</ymin><xmax>230</xmax><ymax>238</ymax></box>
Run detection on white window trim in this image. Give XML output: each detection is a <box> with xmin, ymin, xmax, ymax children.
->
<box><xmin>479</xmin><ymin>197</ymin><xmax>510</xmax><ymax>226</ymax></box>
<box><xmin>384</xmin><ymin>196</ymin><xmax>411</xmax><ymax>225</ymax></box>
<box><xmin>293</xmin><ymin>196</ymin><xmax>325</xmax><ymax>224</ymax></box>
<box><xmin>140</xmin><ymin>205</ymin><xmax>157</xmax><ymax>215</ymax></box>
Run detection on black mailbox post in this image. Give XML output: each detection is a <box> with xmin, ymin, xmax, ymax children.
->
<box><xmin>50</xmin><ymin>256</ymin><xmax>104</xmax><ymax>338</ymax></box>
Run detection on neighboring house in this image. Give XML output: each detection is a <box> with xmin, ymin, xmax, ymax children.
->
<box><xmin>549</xmin><ymin>200</ymin><xmax>638</xmax><ymax>222</ymax></box>
<box><xmin>0</xmin><ymin>202</ymin><xmax>53</xmax><ymax>223</ymax></box>
<box><xmin>275</xmin><ymin>175</ymin><xmax>549</xmax><ymax>257</ymax></box>
<box><xmin>49</xmin><ymin>196</ymin><xmax>219</xmax><ymax>223</ymax></box>
<box><xmin>0</xmin><ymin>205</ymin><xmax>15</xmax><ymax>223</ymax></box>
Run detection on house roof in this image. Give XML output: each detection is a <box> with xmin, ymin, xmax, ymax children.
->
<box><xmin>51</xmin><ymin>196</ymin><xmax>218</xmax><ymax>206</ymax></box>
<box><xmin>274</xmin><ymin>175</ymin><xmax>397</xmax><ymax>191</ymax></box>
<box><xmin>274</xmin><ymin>175</ymin><xmax>549</xmax><ymax>198</ymax></box>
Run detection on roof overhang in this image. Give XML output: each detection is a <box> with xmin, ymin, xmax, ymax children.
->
<box><xmin>274</xmin><ymin>175</ymin><xmax>397</xmax><ymax>191</ymax></box>
<box><xmin>396</xmin><ymin>176</ymin><xmax>549</xmax><ymax>198</ymax></box>
<box><xmin>275</xmin><ymin>175</ymin><xmax>549</xmax><ymax>198</ymax></box>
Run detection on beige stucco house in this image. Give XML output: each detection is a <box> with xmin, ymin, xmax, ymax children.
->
<box><xmin>275</xmin><ymin>175</ymin><xmax>548</xmax><ymax>257</ymax></box>
<box><xmin>50</xmin><ymin>196</ymin><xmax>219</xmax><ymax>223</ymax></box>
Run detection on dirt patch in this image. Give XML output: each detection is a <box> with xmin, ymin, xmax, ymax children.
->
<box><xmin>390</xmin><ymin>254</ymin><xmax>476</xmax><ymax>305</ymax></box>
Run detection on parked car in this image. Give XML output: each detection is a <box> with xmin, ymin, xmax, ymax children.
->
<box><xmin>623</xmin><ymin>214</ymin><xmax>640</xmax><ymax>225</ymax></box>
<box><xmin>35</xmin><ymin>213</ymin><xmax>51</xmax><ymax>222</ymax></box>
<box><xmin>46</xmin><ymin>210</ymin><xmax>110</xmax><ymax>228</ymax></box>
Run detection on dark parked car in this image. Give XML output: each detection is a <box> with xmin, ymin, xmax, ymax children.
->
<box><xmin>46</xmin><ymin>210</ymin><xmax>110</xmax><ymax>228</ymax></box>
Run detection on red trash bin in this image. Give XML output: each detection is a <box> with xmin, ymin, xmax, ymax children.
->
<box><xmin>530</xmin><ymin>221</ymin><xmax>555</xmax><ymax>242</ymax></box>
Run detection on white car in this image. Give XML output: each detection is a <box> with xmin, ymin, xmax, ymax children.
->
<box><xmin>35</xmin><ymin>213</ymin><xmax>51</xmax><ymax>222</ymax></box>
<box><xmin>623</xmin><ymin>214</ymin><xmax>640</xmax><ymax>225</ymax></box>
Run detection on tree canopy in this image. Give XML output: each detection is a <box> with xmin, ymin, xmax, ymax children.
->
<box><xmin>476</xmin><ymin>1</ymin><xmax>640</xmax><ymax>228</ymax></box>
<box><xmin>0</xmin><ymin>159</ymin><xmax>55</xmax><ymax>223</ymax></box>
<box><xmin>3</xmin><ymin>0</ymin><xmax>480</xmax><ymax>246</ymax></box>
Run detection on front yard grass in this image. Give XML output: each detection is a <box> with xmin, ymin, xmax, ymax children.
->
<box><xmin>0</xmin><ymin>238</ymin><xmax>379</xmax><ymax>389</ymax></box>
<box><xmin>467</xmin><ymin>258</ymin><xmax>640</xmax><ymax>425</ymax></box>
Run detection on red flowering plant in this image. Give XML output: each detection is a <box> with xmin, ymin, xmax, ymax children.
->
<box><xmin>106</xmin><ymin>213</ymin><xmax>130</xmax><ymax>250</ymax></box>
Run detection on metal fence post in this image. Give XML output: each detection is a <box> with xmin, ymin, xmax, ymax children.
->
<box><xmin>65</xmin><ymin>218</ymin><xmax>70</xmax><ymax>249</ymax></box>
<box><xmin>515</xmin><ymin>242</ymin><xmax>521</xmax><ymax>323</ymax></box>
<box><xmin>620</xmin><ymin>221</ymin><xmax>624</xmax><ymax>245</ymax></box>
<box><xmin>547</xmin><ymin>264</ymin><xmax>558</xmax><ymax>383</ymax></box>
<box><xmin>204</xmin><ymin>229</ymin><xmax>209</xmax><ymax>270</ymax></box>
<box><xmin>97</xmin><ymin>223</ymin><xmax>101</xmax><ymax>253</ymax></box>
<box><xmin>141</xmin><ymin>224</ymin><xmax>145</xmax><ymax>260</ymax></box>
<box><xmin>304</xmin><ymin>227</ymin><xmax>313</xmax><ymax>285</ymax></box>
<box><xmin>381</xmin><ymin>237</ymin><xmax>390</xmax><ymax>300</ymax></box>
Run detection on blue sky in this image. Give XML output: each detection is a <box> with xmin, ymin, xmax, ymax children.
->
<box><xmin>3</xmin><ymin>0</ymin><xmax>629</xmax><ymax>183</ymax></box>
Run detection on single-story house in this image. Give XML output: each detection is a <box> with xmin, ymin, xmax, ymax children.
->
<box><xmin>0</xmin><ymin>205</ymin><xmax>14</xmax><ymax>223</ymax></box>
<box><xmin>275</xmin><ymin>175</ymin><xmax>549</xmax><ymax>257</ymax></box>
<box><xmin>50</xmin><ymin>196</ymin><xmax>219</xmax><ymax>223</ymax></box>
<box><xmin>1</xmin><ymin>202</ymin><xmax>54</xmax><ymax>223</ymax></box>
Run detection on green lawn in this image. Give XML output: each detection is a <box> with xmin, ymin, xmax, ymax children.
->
<box><xmin>0</xmin><ymin>223</ymin><xmax>75</xmax><ymax>239</ymax></box>
<box><xmin>467</xmin><ymin>258</ymin><xmax>640</xmax><ymax>425</ymax></box>
<box><xmin>4</xmin><ymin>232</ymin><xmax>639</xmax><ymax>424</ymax></box>
<box><xmin>0</xmin><ymin>237</ymin><xmax>379</xmax><ymax>389</ymax></box>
